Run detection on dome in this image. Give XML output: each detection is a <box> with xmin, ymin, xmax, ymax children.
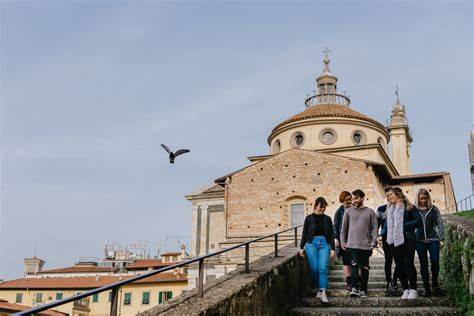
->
<box><xmin>269</xmin><ymin>103</ymin><xmax>387</xmax><ymax>140</ymax></box>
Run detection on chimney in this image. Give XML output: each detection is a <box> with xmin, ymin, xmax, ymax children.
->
<box><xmin>23</xmin><ymin>257</ymin><xmax>45</xmax><ymax>275</ymax></box>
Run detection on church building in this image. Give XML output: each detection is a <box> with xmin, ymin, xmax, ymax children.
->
<box><xmin>185</xmin><ymin>52</ymin><xmax>456</xmax><ymax>259</ymax></box>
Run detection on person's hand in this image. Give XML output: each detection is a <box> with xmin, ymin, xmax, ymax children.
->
<box><xmin>377</xmin><ymin>236</ymin><xmax>383</xmax><ymax>245</ymax></box>
<box><xmin>335</xmin><ymin>239</ymin><xmax>340</xmax><ymax>247</ymax></box>
<box><xmin>330</xmin><ymin>250</ymin><xmax>335</xmax><ymax>258</ymax></box>
<box><xmin>440</xmin><ymin>241</ymin><xmax>445</xmax><ymax>248</ymax></box>
<box><xmin>341</xmin><ymin>243</ymin><xmax>347</xmax><ymax>251</ymax></box>
<box><xmin>299</xmin><ymin>249</ymin><xmax>305</xmax><ymax>257</ymax></box>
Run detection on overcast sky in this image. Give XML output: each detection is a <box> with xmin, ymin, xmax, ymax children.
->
<box><xmin>1</xmin><ymin>1</ymin><xmax>472</xmax><ymax>279</ymax></box>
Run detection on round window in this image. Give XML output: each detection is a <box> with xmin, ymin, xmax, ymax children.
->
<box><xmin>273</xmin><ymin>140</ymin><xmax>281</xmax><ymax>154</ymax></box>
<box><xmin>351</xmin><ymin>130</ymin><xmax>366</xmax><ymax>145</ymax></box>
<box><xmin>319</xmin><ymin>128</ymin><xmax>337</xmax><ymax>145</ymax></box>
<box><xmin>290</xmin><ymin>132</ymin><xmax>305</xmax><ymax>148</ymax></box>
<box><xmin>295</xmin><ymin>134</ymin><xmax>304</xmax><ymax>146</ymax></box>
<box><xmin>353</xmin><ymin>133</ymin><xmax>362</xmax><ymax>144</ymax></box>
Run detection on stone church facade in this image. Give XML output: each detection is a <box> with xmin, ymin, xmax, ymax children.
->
<box><xmin>185</xmin><ymin>53</ymin><xmax>456</xmax><ymax>262</ymax></box>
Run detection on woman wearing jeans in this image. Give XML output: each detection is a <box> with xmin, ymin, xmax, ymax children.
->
<box><xmin>299</xmin><ymin>197</ymin><xmax>335</xmax><ymax>303</ymax></box>
<box><xmin>414</xmin><ymin>188</ymin><xmax>445</xmax><ymax>296</ymax></box>
<box><xmin>386</xmin><ymin>187</ymin><xmax>422</xmax><ymax>300</ymax></box>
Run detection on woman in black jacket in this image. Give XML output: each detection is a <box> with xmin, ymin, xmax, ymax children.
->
<box><xmin>415</xmin><ymin>188</ymin><xmax>445</xmax><ymax>296</ymax></box>
<box><xmin>299</xmin><ymin>197</ymin><xmax>335</xmax><ymax>303</ymax></box>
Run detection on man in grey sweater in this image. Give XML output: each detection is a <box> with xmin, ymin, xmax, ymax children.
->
<box><xmin>340</xmin><ymin>189</ymin><xmax>379</xmax><ymax>297</ymax></box>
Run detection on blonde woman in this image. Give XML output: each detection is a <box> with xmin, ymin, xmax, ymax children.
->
<box><xmin>386</xmin><ymin>187</ymin><xmax>422</xmax><ymax>300</ymax></box>
<box><xmin>414</xmin><ymin>188</ymin><xmax>445</xmax><ymax>297</ymax></box>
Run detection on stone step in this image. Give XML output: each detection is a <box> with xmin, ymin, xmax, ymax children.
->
<box><xmin>307</xmin><ymin>287</ymin><xmax>428</xmax><ymax>297</ymax></box>
<box><xmin>329</xmin><ymin>281</ymin><xmax>423</xmax><ymax>289</ymax></box>
<box><xmin>291</xmin><ymin>306</ymin><xmax>460</xmax><ymax>316</ymax></box>
<box><xmin>330</xmin><ymin>263</ymin><xmax>420</xmax><ymax>270</ymax></box>
<box><xmin>329</xmin><ymin>275</ymin><xmax>391</xmax><ymax>282</ymax></box>
<box><xmin>328</xmin><ymin>270</ymin><xmax>387</xmax><ymax>277</ymax></box>
<box><xmin>300</xmin><ymin>296</ymin><xmax>451</xmax><ymax>308</ymax></box>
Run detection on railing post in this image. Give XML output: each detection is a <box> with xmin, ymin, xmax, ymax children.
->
<box><xmin>274</xmin><ymin>234</ymin><xmax>278</xmax><ymax>257</ymax></box>
<box><xmin>198</xmin><ymin>259</ymin><xmax>204</xmax><ymax>298</ymax></box>
<box><xmin>110</xmin><ymin>287</ymin><xmax>119</xmax><ymax>316</ymax></box>
<box><xmin>245</xmin><ymin>243</ymin><xmax>250</xmax><ymax>273</ymax></box>
<box><xmin>294</xmin><ymin>227</ymin><xmax>298</xmax><ymax>247</ymax></box>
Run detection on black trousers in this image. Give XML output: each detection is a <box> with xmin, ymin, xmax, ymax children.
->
<box><xmin>393</xmin><ymin>239</ymin><xmax>418</xmax><ymax>290</ymax></box>
<box><xmin>349</xmin><ymin>248</ymin><xmax>371</xmax><ymax>291</ymax></box>
<box><xmin>382</xmin><ymin>240</ymin><xmax>400</xmax><ymax>285</ymax></box>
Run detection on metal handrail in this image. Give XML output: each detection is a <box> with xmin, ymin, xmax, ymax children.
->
<box><xmin>440</xmin><ymin>194</ymin><xmax>473</xmax><ymax>214</ymax></box>
<box><xmin>16</xmin><ymin>224</ymin><xmax>302</xmax><ymax>315</ymax></box>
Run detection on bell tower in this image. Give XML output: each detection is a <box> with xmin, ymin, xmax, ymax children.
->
<box><xmin>388</xmin><ymin>86</ymin><xmax>412</xmax><ymax>175</ymax></box>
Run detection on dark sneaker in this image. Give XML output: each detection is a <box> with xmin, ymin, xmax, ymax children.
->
<box><xmin>359</xmin><ymin>290</ymin><xmax>367</xmax><ymax>298</ymax></box>
<box><xmin>350</xmin><ymin>288</ymin><xmax>360</xmax><ymax>297</ymax></box>
<box><xmin>346</xmin><ymin>282</ymin><xmax>352</xmax><ymax>291</ymax></box>
<box><xmin>386</xmin><ymin>284</ymin><xmax>397</xmax><ymax>297</ymax></box>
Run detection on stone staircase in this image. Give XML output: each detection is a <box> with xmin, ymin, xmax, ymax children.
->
<box><xmin>291</xmin><ymin>256</ymin><xmax>459</xmax><ymax>315</ymax></box>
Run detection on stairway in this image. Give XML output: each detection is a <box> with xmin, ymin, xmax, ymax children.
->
<box><xmin>291</xmin><ymin>256</ymin><xmax>459</xmax><ymax>315</ymax></box>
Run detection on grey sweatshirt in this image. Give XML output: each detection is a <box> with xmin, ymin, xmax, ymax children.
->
<box><xmin>340</xmin><ymin>206</ymin><xmax>379</xmax><ymax>250</ymax></box>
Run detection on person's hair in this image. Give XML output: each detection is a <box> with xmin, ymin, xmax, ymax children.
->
<box><xmin>351</xmin><ymin>189</ymin><xmax>365</xmax><ymax>198</ymax></box>
<box><xmin>339</xmin><ymin>191</ymin><xmax>352</xmax><ymax>203</ymax></box>
<box><xmin>384</xmin><ymin>187</ymin><xmax>393</xmax><ymax>193</ymax></box>
<box><xmin>389</xmin><ymin>187</ymin><xmax>414</xmax><ymax>211</ymax></box>
<box><xmin>414</xmin><ymin>188</ymin><xmax>433</xmax><ymax>209</ymax></box>
<box><xmin>314</xmin><ymin>197</ymin><xmax>328</xmax><ymax>209</ymax></box>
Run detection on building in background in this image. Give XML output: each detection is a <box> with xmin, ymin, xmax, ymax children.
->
<box><xmin>0</xmin><ymin>246</ymin><xmax>188</xmax><ymax>316</ymax></box>
<box><xmin>185</xmin><ymin>51</ymin><xmax>457</xmax><ymax>286</ymax></box>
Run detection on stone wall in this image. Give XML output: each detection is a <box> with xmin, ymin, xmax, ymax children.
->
<box><xmin>138</xmin><ymin>246</ymin><xmax>307</xmax><ymax>316</ymax></box>
<box><xmin>225</xmin><ymin>149</ymin><xmax>386</xmax><ymax>239</ymax></box>
<box><xmin>441</xmin><ymin>214</ymin><xmax>474</xmax><ymax>314</ymax></box>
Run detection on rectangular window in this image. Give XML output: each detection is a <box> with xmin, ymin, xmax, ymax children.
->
<box><xmin>124</xmin><ymin>292</ymin><xmax>132</xmax><ymax>305</ymax></box>
<box><xmin>92</xmin><ymin>293</ymin><xmax>99</xmax><ymax>303</ymax></box>
<box><xmin>108</xmin><ymin>291</ymin><xmax>112</xmax><ymax>302</ymax></box>
<box><xmin>35</xmin><ymin>293</ymin><xmax>43</xmax><ymax>303</ymax></box>
<box><xmin>142</xmin><ymin>292</ymin><xmax>150</xmax><ymax>304</ymax></box>
<box><xmin>15</xmin><ymin>293</ymin><xmax>23</xmax><ymax>303</ymax></box>
<box><xmin>55</xmin><ymin>293</ymin><xmax>63</xmax><ymax>301</ymax></box>
<box><xmin>158</xmin><ymin>291</ymin><xmax>173</xmax><ymax>304</ymax></box>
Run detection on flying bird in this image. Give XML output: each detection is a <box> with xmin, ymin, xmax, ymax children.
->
<box><xmin>161</xmin><ymin>144</ymin><xmax>190</xmax><ymax>164</ymax></box>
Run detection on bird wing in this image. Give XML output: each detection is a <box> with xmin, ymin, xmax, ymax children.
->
<box><xmin>174</xmin><ymin>149</ymin><xmax>190</xmax><ymax>157</ymax></box>
<box><xmin>161</xmin><ymin>144</ymin><xmax>172</xmax><ymax>154</ymax></box>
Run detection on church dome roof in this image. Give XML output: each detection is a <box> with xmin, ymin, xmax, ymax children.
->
<box><xmin>269</xmin><ymin>104</ymin><xmax>387</xmax><ymax>143</ymax></box>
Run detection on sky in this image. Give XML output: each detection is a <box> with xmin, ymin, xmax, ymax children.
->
<box><xmin>1</xmin><ymin>1</ymin><xmax>472</xmax><ymax>279</ymax></box>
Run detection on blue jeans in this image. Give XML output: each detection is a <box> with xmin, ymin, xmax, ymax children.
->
<box><xmin>304</xmin><ymin>236</ymin><xmax>330</xmax><ymax>290</ymax></box>
<box><xmin>416</xmin><ymin>240</ymin><xmax>440</xmax><ymax>289</ymax></box>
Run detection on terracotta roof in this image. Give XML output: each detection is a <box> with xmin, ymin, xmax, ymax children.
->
<box><xmin>161</xmin><ymin>252</ymin><xmax>181</xmax><ymax>257</ymax></box>
<box><xmin>40</xmin><ymin>265</ymin><xmax>116</xmax><ymax>274</ymax></box>
<box><xmin>270</xmin><ymin>104</ymin><xmax>387</xmax><ymax>140</ymax></box>
<box><xmin>0</xmin><ymin>300</ymin><xmax>67</xmax><ymax>315</ymax></box>
<box><xmin>0</xmin><ymin>273</ymin><xmax>187</xmax><ymax>290</ymax></box>
<box><xmin>202</xmin><ymin>185</ymin><xmax>225</xmax><ymax>194</ymax></box>
<box><xmin>125</xmin><ymin>259</ymin><xmax>172</xmax><ymax>269</ymax></box>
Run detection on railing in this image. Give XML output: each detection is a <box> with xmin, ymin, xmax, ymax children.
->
<box><xmin>305</xmin><ymin>92</ymin><xmax>351</xmax><ymax>107</ymax></box>
<box><xmin>441</xmin><ymin>195</ymin><xmax>473</xmax><ymax>214</ymax></box>
<box><xmin>15</xmin><ymin>225</ymin><xmax>302</xmax><ymax>316</ymax></box>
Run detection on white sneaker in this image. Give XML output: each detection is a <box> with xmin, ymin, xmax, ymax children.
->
<box><xmin>319</xmin><ymin>290</ymin><xmax>329</xmax><ymax>303</ymax></box>
<box><xmin>401</xmin><ymin>289</ymin><xmax>410</xmax><ymax>299</ymax></box>
<box><xmin>407</xmin><ymin>289</ymin><xmax>418</xmax><ymax>300</ymax></box>
<box><xmin>316</xmin><ymin>290</ymin><xmax>322</xmax><ymax>299</ymax></box>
